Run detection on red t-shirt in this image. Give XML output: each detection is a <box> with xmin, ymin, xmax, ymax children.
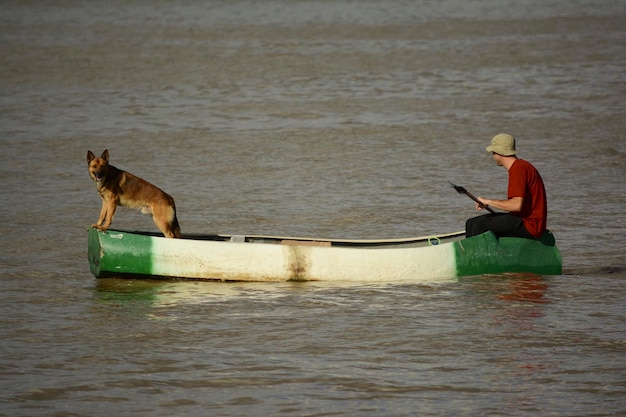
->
<box><xmin>508</xmin><ymin>159</ymin><xmax>547</xmax><ymax>238</ymax></box>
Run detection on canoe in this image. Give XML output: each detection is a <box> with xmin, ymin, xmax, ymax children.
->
<box><xmin>87</xmin><ymin>227</ymin><xmax>562</xmax><ymax>282</ymax></box>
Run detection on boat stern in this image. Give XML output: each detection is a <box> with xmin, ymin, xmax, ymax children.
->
<box><xmin>454</xmin><ymin>231</ymin><xmax>562</xmax><ymax>277</ymax></box>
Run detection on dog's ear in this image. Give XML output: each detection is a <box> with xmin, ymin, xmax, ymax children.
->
<box><xmin>101</xmin><ymin>149</ymin><xmax>109</xmax><ymax>162</ymax></box>
<box><xmin>87</xmin><ymin>150</ymin><xmax>95</xmax><ymax>163</ymax></box>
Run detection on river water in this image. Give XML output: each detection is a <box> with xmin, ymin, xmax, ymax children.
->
<box><xmin>1</xmin><ymin>1</ymin><xmax>625</xmax><ymax>416</ymax></box>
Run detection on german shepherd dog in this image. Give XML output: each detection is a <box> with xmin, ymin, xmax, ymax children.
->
<box><xmin>87</xmin><ymin>149</ymin><xmax>182</xmax><ymax>238</ymax></box>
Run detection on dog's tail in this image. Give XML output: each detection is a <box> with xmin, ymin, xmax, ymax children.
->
<box><xmin>156</xmin><ymin>195</ymin><xmax>182</xmax><ymax>238</ymax></box>
<box><xmin>166</xmin><ymin>197</ymin><xmax>182</xmax><ymax>238</ymax></box>
<box><xmin>170</xmin><ymin>214</ymin><xmax>182</xmax><ymax>238</ymax></box>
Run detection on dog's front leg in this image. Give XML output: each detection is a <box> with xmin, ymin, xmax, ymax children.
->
<box><xmin>98</xmin><ymin>199</ymin><xmax>117</xmax><ymax>232</ymax></box>
<box><xmin>92</xmin><ymin>198</ymin><xmax>116</xmax><ymax>231</ymax></box>
<box><xmin>91</xmin><ymin>198</ymin><xmax>108</xmax><ymax>229</ymax></box>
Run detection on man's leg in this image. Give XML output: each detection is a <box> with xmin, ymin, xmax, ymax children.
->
<box><xmin>466</xmin><ymin>213</ymin><xmax>496</xmax><ymax>237</ymax></box>
<box><xmin>466</xmin><ymin>213</ymin><xmax>534</xmax><ymax>238</ymax></box>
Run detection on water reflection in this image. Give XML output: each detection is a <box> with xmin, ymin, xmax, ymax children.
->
<box><xmin>497</xmin><ymin>274</ymin><xmax>548</xmax><ymax>304</ymax></box>
<box><xmin>91</xmin><ymin>277</ymin><xmax>312</xmax><ymax>309</ymax></box>
<box><xmin>93</xmin><ymin>278</ymin><xmax>164</xmax><ymax>303</ymax></box>
<box><xmin>458</xmin><ymin>273</ymin><xmax>550</xmax><ymax>335</ymax></box>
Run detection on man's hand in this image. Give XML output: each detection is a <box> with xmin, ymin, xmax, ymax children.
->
<box><xmin>475</xmin><ymin>197</ymin><xmax>489</xmax><ymax>211</ymax></box>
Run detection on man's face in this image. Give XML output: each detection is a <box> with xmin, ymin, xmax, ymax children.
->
<box><xmin>492</xmin><ymin>152</ymin><xmax>504</xmax><ymax>166</ymax></box>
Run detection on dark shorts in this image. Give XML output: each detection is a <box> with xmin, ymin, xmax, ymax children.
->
<box><xmin>465</xmin><ymin>213</ymin><xmax>535</xmax><ymax>239</ymax></box>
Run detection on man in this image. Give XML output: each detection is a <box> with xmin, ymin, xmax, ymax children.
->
<box><xmin>465</xmin><ymin>133</ymin><xmax>547</xmax><ymax>239</ymax></box>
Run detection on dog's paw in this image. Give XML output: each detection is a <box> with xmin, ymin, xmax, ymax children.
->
<box><xmin>91</xmin><ymin>224</ymin><xmax>109</xmax><ymax>232</ymax></box>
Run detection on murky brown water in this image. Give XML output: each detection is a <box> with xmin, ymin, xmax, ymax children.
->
<box><xmin>1</xmin><ymin>1</ymin><xmax>625</xmax><ymax>416</ymax></box>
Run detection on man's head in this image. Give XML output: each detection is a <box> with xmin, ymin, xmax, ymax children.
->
<box><xmin>486</xmin><ymin>133</ymin><xmax>517</xmax><ymax>156</ymax></box>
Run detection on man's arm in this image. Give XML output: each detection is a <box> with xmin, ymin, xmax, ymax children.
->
<box><xmin>476</xmin><ymin>196</ymin><xmax>523</xmax><ymax>213</ymax></box>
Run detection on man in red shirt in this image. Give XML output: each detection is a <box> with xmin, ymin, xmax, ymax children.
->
<box><xmin>465</xmin><ymin>133</ymin><xmax>547</xmax><ymax>239</ymax></box>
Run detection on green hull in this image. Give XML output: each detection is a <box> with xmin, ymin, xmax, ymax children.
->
<box><xmin>454</xmin><ymin>231</ymin><xmax>562</xmax><ymax>276</ymax></box>
<box><xmin>88</xmin><ymin>228</ymin><xmax>562</xmax><ymax>281</ymax></box>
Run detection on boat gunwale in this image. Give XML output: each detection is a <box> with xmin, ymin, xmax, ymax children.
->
<box><xmin>97</xmin><ymin>228</ymin><xmax>467</xmax><ymax>248</ymax></box>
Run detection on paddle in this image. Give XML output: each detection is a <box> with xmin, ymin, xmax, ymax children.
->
<box><xmin>448</xmin><ymin>181</ymin><xmax>495</xmax><ymax>213</ymax></box>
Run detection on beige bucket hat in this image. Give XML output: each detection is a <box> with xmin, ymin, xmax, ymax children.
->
<box><xmin>486</xmin><ymin>133</ymin><xmax>517</xmax><ymax>156</ymax></box>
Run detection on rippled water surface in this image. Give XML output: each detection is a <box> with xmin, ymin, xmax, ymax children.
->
<box><xmin>1</xmin><ymin>1</ymin><xmax>625</xmax><ymax>416</ymax></box>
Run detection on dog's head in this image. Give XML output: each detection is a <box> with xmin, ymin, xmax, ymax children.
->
<box><xmin>87</xmin><ymin>149</ymin><xmax>110</xmax><ymax>183</ymax></box>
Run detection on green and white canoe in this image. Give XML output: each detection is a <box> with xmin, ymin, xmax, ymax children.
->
<box><xmin>88</xmin><ymin>227</ymin><xmax>562</xmax><ymax>282</ymax></box>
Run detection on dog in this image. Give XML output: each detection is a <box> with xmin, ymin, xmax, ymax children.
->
<box><xmin>87</xmin><ymin>149</ymin><xmax>182</xmax><ymax>238</ymax></box>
